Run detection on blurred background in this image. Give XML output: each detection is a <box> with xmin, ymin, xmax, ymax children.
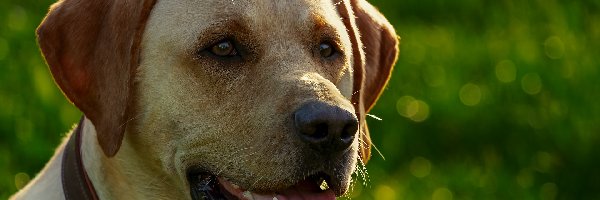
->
<box><xmin>1</xmin><ymin>0</ymin><xmax>599</xmax><ymax>199</ymax></box>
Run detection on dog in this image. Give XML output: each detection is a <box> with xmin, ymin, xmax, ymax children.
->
<box><xmin>11</xmin><ymin>0</ymin><xmax>398</xmax><ymax>199</ymax></box>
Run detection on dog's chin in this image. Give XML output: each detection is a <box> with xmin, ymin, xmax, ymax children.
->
<box><xmin>186</xmin><ymin>170</ymin><xmax>339</xmax><ymax>200</ymax></box>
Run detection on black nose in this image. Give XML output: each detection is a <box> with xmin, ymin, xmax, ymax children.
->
<box><xmin>293</xmin><ymin>101</ymin><xmax>359</xmax><ymax>153</ymax></box>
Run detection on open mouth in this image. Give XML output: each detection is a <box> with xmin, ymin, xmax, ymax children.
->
<box><xmin>187</xmin><ymin>170</ymin><xmax>337</xmax><ymax>200</ymax></box>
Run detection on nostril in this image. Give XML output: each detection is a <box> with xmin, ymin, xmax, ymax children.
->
<box><xmin>299</xmin><ymin>121</ymin><xmax>330</xmax><ymax>141</ymax></box>
<box><xmin>341</xmin><ymin>122</ymin><xmax>358</xmax><ymax>142</ymax></box>
<box><xmin>312</xmin><ymin>123</ymin><xmax>329</xmax><ymax>139</ymax></box>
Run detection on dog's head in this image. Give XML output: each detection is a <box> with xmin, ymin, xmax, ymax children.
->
<box><xmin>37</xmin><ymin>0</ymin><xmax>398</xmax><ymax>199</ymax></box>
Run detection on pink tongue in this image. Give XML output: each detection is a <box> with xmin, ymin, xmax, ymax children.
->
<box><xmin>252</xmin><ymin>180</ymin><xmax>335</xmax><ymax>200</ymax></box>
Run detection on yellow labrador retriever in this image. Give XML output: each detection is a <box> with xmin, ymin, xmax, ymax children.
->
<box><xmin>12</xmin><ymin>0</ymin><xmax>398</xmax><ymax>199</ymax></box>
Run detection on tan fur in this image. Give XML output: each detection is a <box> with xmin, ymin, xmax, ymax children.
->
<box><xmin>130</xmin><ymin>0</ymin><xmax>358</xmax><ymax>194</ymax></box>
<box><xmin>12</xmin><ymin>0</ymin><xmax>398</xmax><ymax>199</ymax></box>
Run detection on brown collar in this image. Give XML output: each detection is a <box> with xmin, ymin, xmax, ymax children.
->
<box><xmin>62</xmin><ymin>117</ymin><xmax>99</xmax><ymax>200</ymax></box>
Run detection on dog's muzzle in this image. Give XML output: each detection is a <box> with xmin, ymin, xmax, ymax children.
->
<box><xmin>186</xmin><ymin>101</ymin><xmax>358</xmax><ymax>200</ymax></box>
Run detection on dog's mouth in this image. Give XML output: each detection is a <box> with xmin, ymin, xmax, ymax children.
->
<box><xmin>187</xmin><ymin>170</ymin><xmax>336</xmax><ymax>200</ymax></box>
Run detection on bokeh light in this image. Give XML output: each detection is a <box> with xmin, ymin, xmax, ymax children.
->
<box><xmin>516</xmin><ymin>168</ymin><xmax>534</xmax><ymax>189</ymax></box>
<box><xmin>543</xmin><ymin>36</ymin><xmax>565</xmax><ymax>60</ymax></box>
<box><xmin>432</xmin><ymin>187</ymin><xmax>453</xmax><ymax>200</ymax></box>
<box><xmin>375</xmin><ymin>184</ymin><xmax>397</xmax><ymax>200</ymax></box>
<box><xmin>7</xmin><ymin>6</ymin><xmax>29</xmax><ymax>32</ymax></box>
<box><xmin>409</xmin><ymin>156</ymin><xmax>432</xmax><ymax>178</ymax></box>
<box><xmin>396</xmin><ymin>96</ymin><xmax>416</xmax><ymax>118</ymax></box>
<box><xmin>396</xmin><ymin>96</ymin><xmax>431</xmax><ymax>122</ymax></box>
<box><xmin>521</xmin><ymin>73</ymin><xmax>543</xmax><ymax>95</ymax></box>
<box><xmin>540</xmin><ymin>182</ymin><xmax>558</xmax><ymax>200</ymax></box>
<box><xmin>495</xmin><ymin>60</ymin><xmax>517</xmax><ymax>83</ymax></box>
<box><xmin>459</xmin><ymin>83</ymin><xmax>482</xmax><ymax>106</ymax></box>
<box><xmin>13</xmin><ymin>173</ymin><xmax>30</xmax><ymax>190</ymax></box>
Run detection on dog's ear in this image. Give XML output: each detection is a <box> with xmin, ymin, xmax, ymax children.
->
<box><xmin>338</xmin><ymin>0</ymin><xmax>399</xmax><ymax>163</ymax></box>
<box><xmin>37</xmin><ymin>0</ymin><xmax>157</xmax><ymax>157</ymax></box>
<box><xmin>352</xmin><ymin>0</ymin><xmax>399</xmax><ymax>112</ymax></box>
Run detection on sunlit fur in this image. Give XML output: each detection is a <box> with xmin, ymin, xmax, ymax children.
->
<box><xmin>12</xmin><ymin>0</ymin><xmax>377</xmax><ymax>199</ymax></box>
<box><xmin>129</xmin><ymin>0</ymin><xmax>357</xmax><ymax>197</ymax></box>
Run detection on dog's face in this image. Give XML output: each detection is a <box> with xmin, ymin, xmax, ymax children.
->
<box><xmin>37</xmin><ymin>0</ymin><xmax>398</xmax><ymax>199</ymax></box>
<box><xmin>133</xmin><ymin>0</ymin><xmax>357</xmax><ymax>197</ymax></box>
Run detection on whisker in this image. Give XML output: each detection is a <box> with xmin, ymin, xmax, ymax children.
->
<box><xmin>371</xmin><ymin>142</ymin><xmax>386</xmax><ymax>161</ymax></box>
<box><xmin>366</xmin><ymin>114</ymin><xmax>382</xmax><ymax>121</ymax></box>
<box><xmin>356</xmin><ymin>155</ymin><xmax>370</xmax><ymax>187</ymax></box>
<box><xmin>118</xmin><ymin>111</ymin><xmax>148</xmax><ymax>128</ymax></box>
<box><xmin>248</xmin><ymin>176</ymin><xmax>264</xmax><ymax>191</ymax></box>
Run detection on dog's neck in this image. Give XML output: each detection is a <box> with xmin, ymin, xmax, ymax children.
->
<box><xmin>80</xmin><ymin>118</ymin><xmax>187</xmax><ymax>199</ymax></box>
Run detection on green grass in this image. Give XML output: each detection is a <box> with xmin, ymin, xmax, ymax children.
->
<box><xmin>1</xmin><ymin>0</ymin><xmax>599</xmax><ymax>199</ymax></box>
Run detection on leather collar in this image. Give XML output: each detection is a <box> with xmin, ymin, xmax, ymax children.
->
<box><xmin>62</xmin><ymin>117</ymin><xmax>99</xmax><ymax>200</ymax></box>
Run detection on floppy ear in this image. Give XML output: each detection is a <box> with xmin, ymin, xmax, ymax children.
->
<box><xmin>352</xmin><ymin>0</ymin><xmax>399</xmax><ymax>112</ymax></box>
<box><xmin>338</xmin><ymin>0</ymin><xmax>400</xmax><ymax>163</ymax></box>
<box><xmin>37</xmin><ymin>0</ymin><xmax>157</xmax><ymax>156</ymax></box>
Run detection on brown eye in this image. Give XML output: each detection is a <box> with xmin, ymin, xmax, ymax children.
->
<box><xmin>319</xmin><ymin>42</ymin><xmax>335</xmax><ymax>58</ymax></box>
<box><xmin>210</xmin><ymin>40</ymin><xmax>237</xmax><ymax>57</ymax></box>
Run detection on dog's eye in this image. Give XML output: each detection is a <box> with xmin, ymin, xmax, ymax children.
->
<box><xmin>210</xmin><ymin>40</ymin><xmax>238</xmax><ymax>57</ymax></box>
<box><xmin>319</xmin><ymin>42</ymin><xmax>336</xmax><ymax>58</ymax></box>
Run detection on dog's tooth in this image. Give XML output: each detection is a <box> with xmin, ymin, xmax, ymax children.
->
<box><xmin>243</xmin><ymin>191</ymin><xmax>255</xmax><ymax>200</ymax></box>
<box><xmin>320</xmin><ymin>179</ymin><xmax>329</xmax><ymax>191</ymax></box>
